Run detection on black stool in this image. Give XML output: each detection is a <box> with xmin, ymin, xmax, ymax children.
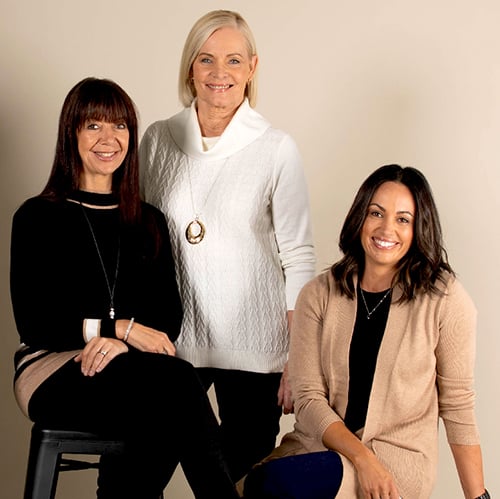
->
<box><xmin>24</xmin><ymin>424</ymin><xmax>125</xmax><ymax>499</ymax></box>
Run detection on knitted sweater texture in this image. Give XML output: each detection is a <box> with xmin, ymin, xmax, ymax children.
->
<box><xmin>139</xmin><ymin>99</ymin><xmax>315</xmax><ymax>372</ymax></box>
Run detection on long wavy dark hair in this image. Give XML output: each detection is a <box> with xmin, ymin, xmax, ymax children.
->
<box><xmin>331</xmin><ymin>164</ymin><xmax>454</xmax><ymax>302</ymax></box>
<box><xmin>40</xmin><ymin>77</ymin><xmax>141</xmax><ymax>225</ymax></box>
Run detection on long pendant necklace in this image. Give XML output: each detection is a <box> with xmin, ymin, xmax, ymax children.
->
<box><xmin>185</xmin><ymin>159</ymin><xmax>227</xmax><ymax>245</ymax></box>
<box><xmin>359</xmin><ymin>287</ymin><xmax>392</xmax><ymax>320</ymax></box>
<box><xmin>80</xmin><ymin>203</ymin><xmax>120</xmax><ymax>319</ymax></box>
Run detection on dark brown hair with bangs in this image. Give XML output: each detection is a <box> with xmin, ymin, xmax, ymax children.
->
<box><xmin>40</xmin><ymin>77</ymin><xmax>141</xmax><ymax>225</ymax></box>
<box><xmin>331</xmin><ymin>164</ymin><xmax>454</xmax><ymax>302</ymax></box>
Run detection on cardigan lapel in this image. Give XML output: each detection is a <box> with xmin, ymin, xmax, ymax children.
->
<box><xmin>361</xmin><ymin>285</ymin><xmax>410</xmax><ymax>443</ymax></box>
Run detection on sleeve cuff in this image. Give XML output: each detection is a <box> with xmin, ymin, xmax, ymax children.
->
<box><xmin>83</xmin><ymin>319</ymin><xmax>101</xmax><ymax>343</ymax></box>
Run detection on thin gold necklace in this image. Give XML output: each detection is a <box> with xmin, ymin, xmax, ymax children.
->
<box><xmin>185</xmin><ymin>158</ymin><xmax>227</xmax><ymax>245</ymax></box>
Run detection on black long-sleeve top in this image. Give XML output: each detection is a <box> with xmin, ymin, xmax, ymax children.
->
<box><xmin>10</xmin><ymin>192</ymin><xmax>183</xmax><ymax>357</ymax></box>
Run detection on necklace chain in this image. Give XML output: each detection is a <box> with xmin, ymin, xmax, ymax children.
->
<box><xmin>360</xmin><ymin>287</ymin><xmax>392</xmax><ymax>320</ymax></box>
<box><xmin>185</xmin><ymin>159</ymin><xmax>228</xmax><ymax>244</ymax></box>
<box><xmin>80</xmin><ymin>203</ymin><xmax>120</xmax><ymax>319</ymax></box>
<box><xmin>187</xmin><ymin>160</ymin><xmax>226</xmax><ymax>220</ymax></box>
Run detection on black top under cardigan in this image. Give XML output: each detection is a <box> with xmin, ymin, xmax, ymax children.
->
<box><xmin>344</xmin><ymin>286</ymin><xmax>391</xmax><ymax>433</ymax></box>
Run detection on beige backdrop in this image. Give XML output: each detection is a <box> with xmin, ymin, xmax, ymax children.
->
<box><xmin>1</xmin><ymin>1</ymin><xmax>498</xmax><ymax>497</ymax></box>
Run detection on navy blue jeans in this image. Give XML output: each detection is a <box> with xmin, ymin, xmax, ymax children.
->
<box><xmin>243</xmin><ymin>451</ymin><xmax>343</xmax><ymax>499</ymax></box>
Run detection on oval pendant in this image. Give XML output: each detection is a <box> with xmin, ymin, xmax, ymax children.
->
<box><xmin>185</xmin><ymin>219</ymin><xmax>205</xmax><ymax>244</ymax></box>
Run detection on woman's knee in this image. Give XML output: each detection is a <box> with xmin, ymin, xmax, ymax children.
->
<box><xmin>243</xmin><ymin>452</ymin><xmax>343</xmax><ymax>499</ymax></box>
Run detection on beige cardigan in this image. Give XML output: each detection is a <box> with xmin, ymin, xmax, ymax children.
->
<box><xmin>268</xmin><ymin>270</ymin><xmax>480</xmax><ymax>499</ymax></box>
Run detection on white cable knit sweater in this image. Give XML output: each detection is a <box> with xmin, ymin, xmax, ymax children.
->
<box><xmin>139</xmin><ymin>99</ymin><xmax>315</xmax><ymax>372</ymax></box>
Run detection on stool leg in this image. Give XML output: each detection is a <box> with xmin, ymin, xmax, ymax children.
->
<box><xmin>24</xmin><ymin>429</ymin><xmax>60</xmax><ymax>499</ymax></box>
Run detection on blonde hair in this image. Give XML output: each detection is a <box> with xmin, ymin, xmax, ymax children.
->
<box><xmin>178</xmin><ymin>10</ymin><xmax>258</xmax><ymax>108</ymax></box>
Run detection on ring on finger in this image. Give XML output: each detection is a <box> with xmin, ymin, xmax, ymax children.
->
<box><xmin>99</xmin><ymin>350</ymin><xmax>108</xmax><ymax>356</ymax></box>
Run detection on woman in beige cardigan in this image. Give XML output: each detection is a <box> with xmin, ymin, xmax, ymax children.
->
<box><xmin>243</xmin><ymin>165</ymin><xmax>488</xmax><ymax>499</ymax></box>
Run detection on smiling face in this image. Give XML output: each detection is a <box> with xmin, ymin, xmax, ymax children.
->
<box><xmin>77</xmin><ymin>120</ymin><xmax>129</xmax><ymax>192</ymax></box>
<box><xmin>191</xmin><ymin>26</ymin><xmax>257</xmax><ymax>115</ymax></box>
<box><xmin>361</xmin><ymin>181</ymin><xmax>416</xmax><ymax>276</ymax></box>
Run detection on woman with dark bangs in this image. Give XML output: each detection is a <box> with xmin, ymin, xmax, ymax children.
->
<box><xmin>10</xmin><ymin>77</ymin><xmax>239</xmax><ymax>499</ymax></box>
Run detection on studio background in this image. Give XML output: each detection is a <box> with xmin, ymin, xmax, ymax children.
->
<box><xmin>1</xmin><ymin>1</ymin><xmax>498</xmax><ymax>497</ymax></box>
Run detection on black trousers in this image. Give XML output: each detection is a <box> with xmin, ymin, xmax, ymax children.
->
<box><xmin>196</xmin><ymin>367</ymin><xmax>283</xmax><ymax>482</ymax></box>
<box><xmin>28</xmin><ymin>350</ymin><xmax>238</xmax><ymax>499</ymax></box>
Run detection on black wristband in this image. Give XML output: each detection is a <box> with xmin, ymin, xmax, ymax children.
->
<box><xmin>475</xmin><ymin>489</ymin><xmax>490</xmax><ymax>499</ymax></box>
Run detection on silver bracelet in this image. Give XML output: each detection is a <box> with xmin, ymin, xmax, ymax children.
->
<box><xmin>123</xmin><ymin>317</ymin><xmax>135</xmax><ymax>343</ymax></box>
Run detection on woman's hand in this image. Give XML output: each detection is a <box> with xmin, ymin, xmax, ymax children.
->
<box><xmin>277</xmin><ymin>362</ymin><xmax>294</xmax><ymax>414</ymax></box>
<box><xmin>116</xmin><ymin>320</ymin><xmax>176</xmax><ymax>356</ymax></box>
<box><xmin>353</xmin><ymin>450</ymin><xmax>400</xmax><ymax>499</ymax></box>
<box><xmin>322</xmin><ymin>422</ymin><xmax>400</xmax><ymax>499</ymax></box>
<box><xmin>74</xmin><ymin>337</ymin><xmax>128</xmax><ymax>377</ymax></box>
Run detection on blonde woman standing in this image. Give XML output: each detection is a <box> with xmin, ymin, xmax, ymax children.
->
<box><xmin>140</xmin><ymin>10</ymin><xmax>315</xmax><ymax>481</ymax></box>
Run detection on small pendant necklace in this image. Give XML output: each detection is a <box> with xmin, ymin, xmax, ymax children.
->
<box><xmin>80</xmin><ymin>203</ymin><xmax>120</xmax><ymax>319</ymax></box>
<box><xmin>359</xmin><ymin>287</ymin><xmax>392</xmax><ymax>320</ymax></box>
<box><xmin>185</xmin><ymin>159</ymin><xmax>227</xmax><ymax>245</ymax></box>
